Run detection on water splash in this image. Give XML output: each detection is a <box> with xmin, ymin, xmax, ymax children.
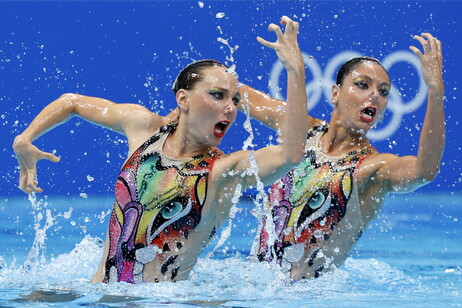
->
<box><xmin>206</xmin><ymin>184</ymin><xmax>242</xmax><ymax>259</ymax></box>
<box><xmin>0</xmin><ymin>236</ymin><xmax>430</xmax><ymax>306</ymax></box>
<box><xmin>239</xmin><ymin>93</ymin><xmax>278</xmax><ymax>260</ymax></box>
<box><xmin>216</xmin><ymin>25</ymin><xmax>239</xmax><ymax>76</ymax></box>
<box><xmin>21</xmin><ymin>194</ymin><xmax>73</xmax><ymax>274</ymax></box>
<box><xmin>22</xmin><ymin>193</ymin><xmax>53</xmax><ymax>272</ymax></box>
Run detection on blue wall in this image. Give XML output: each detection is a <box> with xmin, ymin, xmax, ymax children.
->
<box><xmin>1</xmin><ymin>0</ymin><xmax>461</xmax><ymax>198</ymax></box>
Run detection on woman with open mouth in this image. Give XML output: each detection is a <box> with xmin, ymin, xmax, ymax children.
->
<box><xmin>240</xmin><ymin>33</ymin><xmax>445</xmax><ymax>280</ymax></box>
<box><xmin>12</xmin><ymin>16</ymin><xmax>308</xmax><ymax>283</ymax></box>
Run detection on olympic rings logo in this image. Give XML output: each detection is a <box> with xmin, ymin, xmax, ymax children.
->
<box><xmin>269</xmin><ymin>51</ymin><xmax>426</xmax><ymax>141</ymax></box>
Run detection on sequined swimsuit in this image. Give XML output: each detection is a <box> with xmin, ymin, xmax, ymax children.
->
<box><xmin>257</xmin><ymin>124</ymin><xmax>372</xmax><ymax>278</ymax></box>
<box><xmin>104</xmin><ymin>123</ymin><xmax>222</xmax><ymax>283</ymax></box>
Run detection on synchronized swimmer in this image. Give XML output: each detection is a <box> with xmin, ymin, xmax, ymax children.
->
<box><xmin>13</xmin><ymin>17</ymin><xmax>307</xmax><ymax>283</ymax></box>
<box><xmin>241</xmin><ymin>33</ymin><xmax>444</xmax><ymax>280</ymax></box>
<box><xmin>13</xmin><ymin>16</ymin><xmax>445</xmax><ymax>283</ymax></box>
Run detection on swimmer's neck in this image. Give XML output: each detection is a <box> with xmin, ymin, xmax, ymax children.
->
<box><xmin>320</xmin><ymin>120</ymin><xmax>371</xmax><ymax>156</ymax></box>
<box><xmin>163</xmin><ymin>124</ymin><xmax>213</xmax><ymax>159</ymax></box>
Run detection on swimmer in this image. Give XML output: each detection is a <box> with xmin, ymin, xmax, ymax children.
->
<box><xmin>12</xmin><ymin>16</ymin><xmax>308</xmax><ymax>283</ymax></box>
<box><xmin>240</xmin><ymin>33</ymin><xmax>444</xmax><ymax>280</ymax></box>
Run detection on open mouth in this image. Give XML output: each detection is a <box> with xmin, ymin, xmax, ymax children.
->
<box><xmin>360</xmin><ymin>106</ymin><xmax>377</xmax><ymax>123</ymax></box>
<box><xmin>213</xmin><ymin>121</ymin><xmax>230</xmax><ymax>138</ymax></box>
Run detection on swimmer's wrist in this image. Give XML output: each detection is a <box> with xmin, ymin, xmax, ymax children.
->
<box><xmin>427</xmin><ymin>84</ymin><xmax>445</xmax><ymax>100</ymax></box>
<box><xmin>285</xmin><ymin>63</ymin><xmax>305</xmax><ymax>76</ymax></box>
<box><xmin>13</xmin><ymin>134</ymin><xmax>33</xmax><ymax>148</ymax></box>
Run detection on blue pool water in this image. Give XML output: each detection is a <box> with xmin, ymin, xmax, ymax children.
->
<box><xmin>0</xmin><ymin>193</ymin><xmax>460</xmax><ymax>307</ymax></box>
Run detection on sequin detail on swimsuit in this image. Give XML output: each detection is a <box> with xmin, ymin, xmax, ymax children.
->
<box><xmin>103</xmin><ymin>123</ymin><xmax>222</xmax><ymax>283</ymax></box>
<box><xmin>257</xmin><ymin>124</ymin><xmax>372</xmax><ymax>271</ymax></box>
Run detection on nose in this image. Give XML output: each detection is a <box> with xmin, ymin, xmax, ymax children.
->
<box><xmin>370</xmin><ymin>88</ymin><xmax>379</xmax><ymax>102</ymax></box>
<box><xmin>224</xmin><ymin>100</ymin><xmax>236</xmax><ymax>114</ymax></box>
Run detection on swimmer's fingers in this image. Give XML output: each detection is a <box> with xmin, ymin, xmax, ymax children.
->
<box><xmin>426</xmin><ymin>34</ymin><xmax>443</xmax><ymax>68</ymax></box>
<box><xmin>38</xmin><ymin>150</ymin><xmax>60</xmax><ymax>163</ymax></box>
<box><xmin>268</xmin><ymin>23</ymin><xmax>284</xmax><ymax>42</ymax></box>
<box><xmin>409</xmin><ymin>45</ymin><xmax>423</xmax><ymax>59</ymax></box>
<box><xmin>413</xmin><ymin>34</ymin><xmax>430</xmax><ymax>54</ymax></box>
<box><xmin>436</xmin><ymin>38</ymin><xmax>443</xmax><ymax>55</ymax></box>
<box><xmin>24</xmin><ymin>150</ymin><xmax>59</xmax><ymax>193</ymax></box>
<box><xmin>409</xmin><ymin>35</ymin><xmax>426</xmax><ymax>59</ymax></box>
<box><xmin>280</xmin><ymin>16</ymin><xmax>293</xmax><ymax>33</ymax></box>
<box><xmin>421</xmin><ymin>33</ymin><xmax>438</xmax><ymax>53</ymax></box>
<box><xmin>256</xmin><ymin>36</ymin><xmax>275</xmax><ymax>49</ymax></box>
<box><xmin>410</xmin><ymin>34</ymin><xmax>444</xmax><ymax>89</ymax></box>
<box><xmin>257</xmin><ymin>23</ymin><xmax>283</xmax><ymax>49</ymax></box>
<box><xmin>25</xmin><ymin>170</ymin><xmax>42</xmax><ymax>193</ymax></box>
<box><xmin>18</xmin><ymin>165</ymin><xmax>41</xmax><ymax>194</ymax></box>
<box><xmin>280</xmin><ymin>16</ymin><xmax>299</xmax><ymax>36</ymax></box>
<box><xmin>18</xmin><ymin>166</ymin><xmax>31</xmax><ymax>193</ymax></box>
<box><xmin>14</xmin><ymin>145</ymin><xmax>58</xmax><ymax>193</ymax></box>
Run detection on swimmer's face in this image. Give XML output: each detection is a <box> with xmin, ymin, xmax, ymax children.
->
<box><xmin>332</xmin><ymin>61</ymin><xmax>390</xmax><ymax>133</ymax></box>
<box><xmin>179</xmin><ymin>66</ymin><xmax>240</xmax><ymax>147</ymax></box>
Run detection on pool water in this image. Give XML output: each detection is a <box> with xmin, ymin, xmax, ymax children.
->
<box><xmin>0</xmin><ymin>193</ymin><xmax>460</xmax><ymax>307</ymax></box>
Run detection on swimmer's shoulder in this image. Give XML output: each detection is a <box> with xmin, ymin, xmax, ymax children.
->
<box><xmin>355</xmin><ymin>151</ymin><xmax>402</xmax><ymax>217</ymax></box>
<box><xmin>120</xmin><ymin>104</ymin><xmax>175</xmax><ymax>152</ymax></box>
<box><xmin>355</xmin><ymin>149</ymin><xmax>401</xmax><ymax>187</ymax></box>
<box><xmin>307</xmin><ymin>117</ymin><xmax>328</xmax><ymax>131</ymax></box>
<box><xmin>209</xmin><ymin>150</ymin><xmax>254</xmax><ymax>187</ymax></box>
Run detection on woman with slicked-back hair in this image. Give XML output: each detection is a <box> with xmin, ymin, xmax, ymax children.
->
<box><xmin>13</xmin><ymin>16</ymin><xmax>308</xmax><ymax>283</ymax></box>
<box><xmin>240</xmin><ymin>33</ymin><xmax>444</xmax><ymax>280</ymax></box>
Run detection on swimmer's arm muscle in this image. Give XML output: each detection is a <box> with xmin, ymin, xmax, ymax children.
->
<box><xmin>18</xmin><ymin>94</ymin><xmax>163</xmax><ymax>140</ymax></box>
<box><xmin>226</xmin><ymin>16</ymin><xmax>308</xmax><ymax>188</ymax></box>
<box><xmin>377</xmin><ymin>33</ymin><xmax>445</xmax><ymax>193</ymax></box>
<box><xmin>12</xmin><ymin>93</ymin><xmax>163</xmax><ymax>193</ymax></box>
<box><xmin>239</xmin><ymin>83</ymin><xmax>319</xmax><ymax>133</ymax></box>
<box><xmin>238</xmin><ymin>84</ymin><xmax>286</xmax><ymax>130</ymax></box>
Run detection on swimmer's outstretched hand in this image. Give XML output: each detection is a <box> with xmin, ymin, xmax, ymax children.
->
<box><xmin>257</xmin><ymin>16</ymin><xmax>303</xmax><ymax>73</ymax></box>
<box><xmin>410</xmin><ymin>33</ymin><xmax>443</xmax><ymax>91</ymax></box>
<box><xmin>13</xmin><ymin>136</ymin><xmax>60</xmax><ymax>194</ymax></box>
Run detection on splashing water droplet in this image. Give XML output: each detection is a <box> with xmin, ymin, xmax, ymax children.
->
<box><xmin>79</xmin><ymin>193</ymin><xmax>88</xmax><ymax>199</ymax></box>
<box><xmin>216</xmin><ymin>12</ymin><xmax>225</xmax><ymax>19</ymax></box>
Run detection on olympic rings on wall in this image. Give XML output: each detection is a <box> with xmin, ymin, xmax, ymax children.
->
<box><xmin>268</xmin><ymin>51</ymin><xmax>425</xmax><ymax>141</ymax></box>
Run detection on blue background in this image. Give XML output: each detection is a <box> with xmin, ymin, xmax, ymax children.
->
<box><xmin>1</xmin><ymin>0</ymin><xmax>461</xmax><ymax>199</ymax></box>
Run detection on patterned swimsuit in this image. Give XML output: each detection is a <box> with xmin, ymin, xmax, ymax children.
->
<box><xmin>104</xmin><ymin>123</ymin><xmax>222</xmax><ymax>283</ymax></box>
<box><xmin>257</xmin><ymin>124</ymin><xmax>372</xmax><ymax>277</ymax></box>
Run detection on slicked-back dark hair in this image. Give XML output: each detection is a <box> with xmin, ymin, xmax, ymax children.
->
<box><xmin>172</xmin><ymin>59</ymin><xmax>228</xmax><ymax>94</ymax></box>
<box><xmin>336</xmin><ymin>57</ymin><xmax>389</xmax><ymax>86</ymax></box>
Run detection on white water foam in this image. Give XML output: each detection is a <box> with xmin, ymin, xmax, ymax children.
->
<box><xmin>0</xmin><ymin>235</ymin><xmax>426</xmax><ymax>303</ymax></box>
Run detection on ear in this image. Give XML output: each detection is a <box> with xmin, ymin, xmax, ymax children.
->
<box><xmin>176</xmin><ymin>89</ymin><xmax>189</xmax><ymax>113</ymax></box>
<box><xmin>331</xmin><ymin>84</ymin><xmax>340</xmax><ymax>106</ymax></box>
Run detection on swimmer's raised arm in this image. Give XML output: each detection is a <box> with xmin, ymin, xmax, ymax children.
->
<box><xmin>238</xmin><ymin>33</ymin><xmax>322</xmax><ymax>132</ymax></box>
<box><xmin>238</xmin><ymin>84</ymin><xmax>319</xmax><ymax>132</ymax></box>
<box><xmin>238</xmin><ymin>85</ymin><xmax>286</xmax><ymax>130</ymax></box>
<box><xmin>13</xmin><ymin>94</ymin><xmax>170</xmax><ymax>193</ymax></box>
<box><xmin>216</xmin><ymin>16</ymin><xmax>307</xmax><ymax>187</ymax></box>
<box><xmin>376</xmin><ymin>33</ymin><xmax>445</xmax><ymax>193</ymax></box>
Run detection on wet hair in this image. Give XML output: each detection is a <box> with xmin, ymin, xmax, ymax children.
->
<box><xmin>172</xmin><ymin>59</ymin><xmax>229</xmax><ymax>94</ymax></box>
<box><xmin>336</xmin><ymin>57</ymin><xmax>389</xmax><ymax>86</ymax></box>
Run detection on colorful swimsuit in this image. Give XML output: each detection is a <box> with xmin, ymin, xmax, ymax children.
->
<box><xmin>257</xmin><ymin>124</ymin><xmax>372</xmax><ymax>278</ymax></box>
<box><xmin>104</xmin><ymin>123</ymin><xmax>222</xmax><ymax>283</ymax></box>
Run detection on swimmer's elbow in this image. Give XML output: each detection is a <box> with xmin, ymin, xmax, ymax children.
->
<box><xmin>58</xmin><ymin>93</ymin><xmax>92</xmax><ymax>119</ymax></box>
<box><xmin>420</xmin><ymin>170</ymin><xmax>439</xmax><ymax>183</ymax></box>
<box><xmin>401</xmin><ymin>171</ymin><xmax>438</xmax><ymax>193</ymax></box>
<box><xmin>58</xmin><ymin>93</ymin><xmax>80</xmax><ymax>112</ymax></box>
<box><xmin>418</xmin><ymin>165</ymin><xmax>441</xmax><ymax>183</ymax></box>
<box><xmin>59</xmin><ymin>93</ymin><xmax>80</xmax><ymax>101</ymax></box>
